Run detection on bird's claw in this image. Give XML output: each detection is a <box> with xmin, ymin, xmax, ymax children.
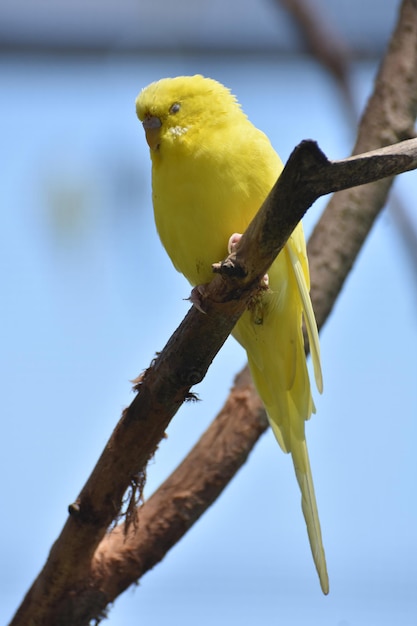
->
<box><xmin>227</xmin><ymin>232</ymin><xmax>242</xmax><ymax>254</ymax></box>
<box><xmin>189</xmin><ymin>284</ymin><xmax>208</xmax><ymax>314</ymax></box>
<box><xmin>228</xmin><ymin>232</ymin><xmax>269</xmax><ymax>288</ymax></box>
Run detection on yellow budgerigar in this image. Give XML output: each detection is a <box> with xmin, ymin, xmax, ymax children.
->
<box><xmin>136</xmin><ymin>75</ymin><xmax>329</xmax><ymax>594</ymax></box>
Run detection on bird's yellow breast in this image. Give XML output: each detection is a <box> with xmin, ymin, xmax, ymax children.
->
<box><xmin>151</xmin><ymin>124</ymin><xmax>282</xmax><ymax>286</ymax></box>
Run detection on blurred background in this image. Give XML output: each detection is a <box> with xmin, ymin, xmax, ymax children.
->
<box><xmin>1</xmin><ymin>1</ymin><xmax>416</xmax><ymax>624</ymax></box>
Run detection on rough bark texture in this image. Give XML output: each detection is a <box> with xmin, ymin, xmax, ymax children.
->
<box><xmin>93</xmin><ymin>367</ymin><xmax>266</xmax><ymax>601</ymax></box>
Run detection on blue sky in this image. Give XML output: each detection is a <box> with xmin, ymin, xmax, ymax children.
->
<box><xmin>1</xmin><ymin>53</ymin><xmax>416</xmax><ymax>625</ymax></box>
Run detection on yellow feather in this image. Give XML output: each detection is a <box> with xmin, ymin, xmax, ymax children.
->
<box><xmin>136</xmin><ymin>75</ymin><xmax>329</xmax><ymax>594</ymax></box>
<box><xmin>286</xmin><ymin>236</ymin><xmax>323</xmax><ymax>395</ymax></box>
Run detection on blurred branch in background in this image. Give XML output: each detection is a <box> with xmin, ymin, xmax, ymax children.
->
<box><xmin>277</xmin><ymin>0</ymin><xmax>417</xmax><ymax>290</ymax></box>
<box><xmin>276</xmin><ymin>0</ymin><xmax>353</xmax><ymax>104</ymax></box>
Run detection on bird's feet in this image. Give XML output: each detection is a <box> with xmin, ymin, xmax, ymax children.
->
<box><xmin>227</xmin><ymin>232</ymin><xmax>243</xmax><ymax>254</ymax></box>
<box><xmin>189</xmin><ymin>284</ymin><xmax>208</xmax><ymax>314</ymax></box>
<box><xmin>227</xmin><ymin>232</ymin><xmax>269</xmax><ymax>288</ymax></box>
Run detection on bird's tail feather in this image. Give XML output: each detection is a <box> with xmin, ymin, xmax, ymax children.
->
<box><xmin>290</xmin><ymin>435</ymin><xmax>329</xmax><ymax>594</ymax></box>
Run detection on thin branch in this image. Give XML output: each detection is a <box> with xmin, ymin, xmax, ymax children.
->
<box><xmin>277</xmin><ymin>0</ymin><xmax>351</xmax><ymax>83</ymax></box>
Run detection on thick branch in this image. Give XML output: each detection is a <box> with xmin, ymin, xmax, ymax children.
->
<box><xmin>93</xmin><ymin>367</ymin><xmax>267</xmax><ymax>602</ymax></box>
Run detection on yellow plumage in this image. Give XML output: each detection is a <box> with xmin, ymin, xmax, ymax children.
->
<box><xmin>136</xmin><ymin>75</ymin><xmax>329</xmax><ymax>594</ymax></box>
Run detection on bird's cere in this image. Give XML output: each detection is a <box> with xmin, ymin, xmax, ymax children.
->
<box><xmin>142</xmin><ymin>114</ymin><xmax>162</xmax><ymax>130</ymax></box>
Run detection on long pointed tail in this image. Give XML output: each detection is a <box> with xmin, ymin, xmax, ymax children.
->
<box><xmin>291</xmin><ymin>437</ymin><xmax>329</xmax><ymax>594</ymax></box>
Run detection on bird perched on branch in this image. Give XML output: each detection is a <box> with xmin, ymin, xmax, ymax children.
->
<box><xmin>136</xmin><ymin>75</ymin><xmax>328</xmax><ymax>594</ymax></box>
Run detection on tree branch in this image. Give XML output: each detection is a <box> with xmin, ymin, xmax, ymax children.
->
<box><xmin>277</xmin><ymin>0</ymin><xmax>351</xmax><ymax>87</ymax></box>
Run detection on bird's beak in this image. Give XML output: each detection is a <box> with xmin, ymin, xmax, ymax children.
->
<box><xmin>142</xmin><ymin>115</ymin><xmax>162</xmax><ymax>150</ymax></box>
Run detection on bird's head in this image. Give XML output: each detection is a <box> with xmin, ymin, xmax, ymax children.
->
<box><xmin>135</xmin><ymin>75</ymin><xmax>245</xmax><ymax>152</ymax></box>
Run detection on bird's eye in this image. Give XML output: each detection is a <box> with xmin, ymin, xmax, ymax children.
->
<box><xmin>169</xmin><ymin>102</ymin><xmax>181</xmax><ymax>114</ymax></box>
